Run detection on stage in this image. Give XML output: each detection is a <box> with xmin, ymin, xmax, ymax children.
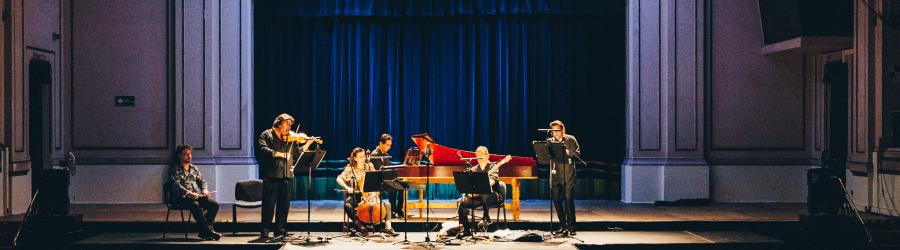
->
<box><xmin>68</xmin><ymin>231</ymin><xmax>783</xmax><ymax>250</ymax></box>
<box><xmin>4</xmin><ymin>200</ymin><xmax>865</xmax><ymax>249</ymax></box>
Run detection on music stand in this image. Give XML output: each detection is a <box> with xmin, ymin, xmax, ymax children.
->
<box><xmin>452</xmin><ymin>171</ymin><xmax>493</xmax><ymax>241</ymax></box>
<box><xmin>388</xmin><ymin>169</ymin><xmax>425</xmax><ymax>245</ymax></box>
<box><xmin>278</xmin><ymin>148</ymin><xmax>326</xmax><ymax>243</ymax></box>
<box><xmin>353</xmin><ymin>171</ymin><xmax>397</xmax><ymax>239</ymax></box>
<box><xmin>533</xmin><ymin>141</ymin><xmax>582</xmax><ymax>242</ymax></box>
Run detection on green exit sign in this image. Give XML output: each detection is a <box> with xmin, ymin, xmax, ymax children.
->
<box><xmin>115</xmin><ymin>96</ymin><xmax>135</xmax><ymax>106</ymax></box>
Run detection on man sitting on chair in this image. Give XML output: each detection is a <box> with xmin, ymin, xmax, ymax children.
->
<box><xmin>169</xmin><ymin>144</ymin><xmax>221</xmax><ymax>240</ymax></box>
<box><xmin>455</xmin><ymin>146</ymin><xmax>511</xmax><ymax>238</ymax></box>
<box><xmin>336</xmin><ymin>147</ymin><xmax>400</xmax><ymax>237</ymax></box>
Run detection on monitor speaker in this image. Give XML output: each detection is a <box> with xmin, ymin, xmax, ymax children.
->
<box><xmin>807</xmin><ymin>168</ymin><xmax>843</xmax><ymax>215</ymax></box>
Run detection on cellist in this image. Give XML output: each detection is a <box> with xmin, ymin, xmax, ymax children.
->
<box><xmin>337</xmin><ymin>147</ymin><xmax>400</xmax><ymax>236</ymax></box>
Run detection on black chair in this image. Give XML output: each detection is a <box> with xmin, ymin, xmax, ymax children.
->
<box><xmin>163</xmin><ymin>182</ymin><xmax>204</xmax><ymax>239</ymax></box>
<box><xmin>232</xmin><ymin>179</ymin><xmax>263</xmax><ymax>235</ymax></box>
<box><xmin>475</xmin><ymin>181</ymin><xmax>508</xmax><ymax>231</ymax></box>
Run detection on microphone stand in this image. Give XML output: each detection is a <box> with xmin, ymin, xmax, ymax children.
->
<box><xmin>548</xmin><ymin>134</ymin><xmax>584</xmax><ymax>243</ymax></box>
<box><xmin>422</xmin><ymin>146</ymin><xmax>435</xmax><ymax>245</ymax></box>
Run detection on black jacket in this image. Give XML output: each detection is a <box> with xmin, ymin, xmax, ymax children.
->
<box><xmin>257</xmin><ymin>128</ymin><xmax>302</xmax><ymax>179</ymax></box>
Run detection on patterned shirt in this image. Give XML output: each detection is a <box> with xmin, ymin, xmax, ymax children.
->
<box><xmin>168</xmin><ymin>164</ymin><xmax>209</xmax><ymax>199</ymax></box>
<box><xmin>338</xmin><ymin>163</ymin><xmax>374</xmax><ymax>190</ymax></box>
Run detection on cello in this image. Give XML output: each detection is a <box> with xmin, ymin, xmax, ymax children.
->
<box><xmin>355</xmin><ymin>150</ymin><xmax>387</xmax><ymax>224</ymax></box>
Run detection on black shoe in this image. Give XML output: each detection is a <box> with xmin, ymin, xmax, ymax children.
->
<box><xmin>392</xmin><ymin>212</ymin><xmax>404</xmax><ymax>219</ymax></box>
<box><xmin>569</xmin><ymin>230</ymin><xmax>576</xmax><ymax>236</ymax></box>
<box><xmin>274</xmin><ymin>230</ymin><xmax>287</xmax><ymax>237</ymax></box>
<box><xmin>382</xmin><ymin>228</ymin><xmax>399</xmax><ymax>237</ymax></box>
<box><xmin>260</xmin><ymin>228</ymin><xmax>270</xmax><ymax>238</ymax></box>
<box><xmin>198</xmin><ymin>231</ymin><xmax>219</xmax><ymax>241</ymax></box>
<box><xmin>455</xmin><ymin>230</ymin><xmax>472</xmax><ymax>239</ymax></box>
<box><xmin>477</xmin><ymin>220</ymin><xmax>493</xmax><ymax>228</ymax></box>
<box><xmin>210</xmin><ymin>229</ymin><xmax>222</xmax><ymax>240</ymax></box>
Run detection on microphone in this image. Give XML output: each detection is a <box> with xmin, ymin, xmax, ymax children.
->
<box><xmin>538</xmin><ymin>128</ymin><xmax>561</xmax><ymax>131</ymax></box>
<box><xmin>456</xmin><ymin>151</ymin><xmax>462</xmax><ymax>158</ymax></box>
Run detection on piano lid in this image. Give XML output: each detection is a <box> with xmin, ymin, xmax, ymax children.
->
<box><xmin>411</xmin><ymin>133</ymin><xmax>536</xmax><ymax>166</ymax></box>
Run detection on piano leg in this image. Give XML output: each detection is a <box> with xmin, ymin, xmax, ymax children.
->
<box><xmin>419</xmin><ymin>187</ymin><xmax>425</xmax><ymax>218</ymax></box>
<box><xmin>512</xmin><ymin>179</ymin><xmax>521</xmax><ymax>220</ymax></box>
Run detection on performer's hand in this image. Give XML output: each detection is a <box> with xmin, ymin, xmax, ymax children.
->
<box><xmin>201</xmin><ymin>191</ymin><xmax>210</xmax><ymax>198</ymax></box>
<box><xmin>187</xmin><ymin>192</ymin><xmax>200</xmax><ymax>200</ymax></box>
<box><xmin>551</xmin><ymin>170</ymin><xmax>557</xmax><ymax>175</ymax></box>
<box><xmin>346</xmin><ymin>187</ymin><xmax>354</xmax><ymax>193</ymax></box>
<box><xmin>274</xmin><ymin>152</ymin><xmax>286</xmax><ymax>158</ymax></box>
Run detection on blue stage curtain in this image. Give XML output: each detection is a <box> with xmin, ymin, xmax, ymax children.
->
<box><xmin>255</xmin><ymin>1</ymin><xmax>625</xmax><ymax>200</ymax></box>
<box><xmin>255</xmin><ymin>0</ymin><xmax>622</xmax><ymax>18</ymax></box>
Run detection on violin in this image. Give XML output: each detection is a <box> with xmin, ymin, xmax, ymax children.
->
<box><xmin>356</xmin><ymin>150</ymin><xmax>386</xmax><ymax>224</ymax></box>
<box><xmin>284</xmin><ymin>132</ymin><xmax>324</xmax><ymax>144</ymax></box>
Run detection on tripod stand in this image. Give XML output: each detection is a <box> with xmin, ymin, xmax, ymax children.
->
<box><xmin>533</xmin><ymin>140</ymin><xmax>584</xmax><ymax>243</ymax></box>
<box><xmin>407</xmin><ymin>143</ymin><xmax>437</xmax><ymax>247</ymax></box>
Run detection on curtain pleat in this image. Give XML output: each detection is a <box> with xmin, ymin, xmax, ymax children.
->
<box><xmin>255</xmin><ymin>1</ymin><xmax>626</xmax><ymax>200</ymax></box>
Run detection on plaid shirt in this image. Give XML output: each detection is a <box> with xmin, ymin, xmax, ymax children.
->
<box><xmin>168</xmin><ymin>164</ymin><xmax>208</xmax><ymax>199</ymax></box>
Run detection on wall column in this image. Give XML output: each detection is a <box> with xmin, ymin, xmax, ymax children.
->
<box><xmin>624</xmin><ymin>0</ymin><xmax>708</xmax><ymax>203</ymax></box>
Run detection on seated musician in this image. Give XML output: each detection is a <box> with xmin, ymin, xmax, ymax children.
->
<box><xmin>456</xmin><ymin>146</ymin><xmax>511</xmax><ymax>238</ymax></box>
<box><xmin>336</xmin><ymin>147</ymin><xmax>400</xmax><ymax>237</ymax></box>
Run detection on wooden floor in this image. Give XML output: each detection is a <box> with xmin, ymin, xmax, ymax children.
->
<box><xmin>1</xmin><ymin>200</ymin><xmax>822</xmax><ymax>223</ymax></box>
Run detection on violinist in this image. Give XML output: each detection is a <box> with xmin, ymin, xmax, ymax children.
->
<box><xmin>256</xmin><ymin>113</ymin><xmax>316</xmax><ymax>237</ymax></box>
<box><xmin>337</xmin><ymin>147</ymin><xmax>400</xmax><ymax>237</ymax></box>
<box><xmin>455</xmin><ymin>146</ymin><xmax>511</xmax><ymax>238</ymax></box>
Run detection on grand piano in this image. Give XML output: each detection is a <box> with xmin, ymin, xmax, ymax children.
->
<box><xmin>398</xmin><ymin>133</ymin><xmax>537</xmax><ymax>220</ymax></box>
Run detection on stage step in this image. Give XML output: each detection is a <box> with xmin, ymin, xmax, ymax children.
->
<box><xmin>0</xmin><ymin>221</ymin><xmax>20</xmax><ymax>249</ymax></box>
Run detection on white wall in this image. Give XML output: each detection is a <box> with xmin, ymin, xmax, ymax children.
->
<box><xmin>70</xmin><ymin>164</ymin><xmax>256</xmax><ymax>204</ymax></box>
<box><xmin>710</xmin><ymin>165</ymin><xmax>810</xmax><ymax>202</ymax></box>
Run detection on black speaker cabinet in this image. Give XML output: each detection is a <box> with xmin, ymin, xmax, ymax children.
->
<box><xmin>758</xmin><ymin>0</ymin><xmax>853</xmax><ymax>45</ymax></box>
<box><xmin>807</xmin><ymin>168</ymin><xmax>843</xmax><ymax>215</ymax></box>
<box><xmin>38</xmin><ymin>169</ymin><xmax>70</xmax><ymax>215</ymax></box>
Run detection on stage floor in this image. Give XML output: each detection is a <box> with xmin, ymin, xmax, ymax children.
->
<box><xmin>1</xmin><ymin>200</ymin><xmax>816</xmax><ymax>223</ymax></box>
<box><xmin>69</xmin><ymin>231</ymin><xmax>784</xmax><ymax>250</ymax></box>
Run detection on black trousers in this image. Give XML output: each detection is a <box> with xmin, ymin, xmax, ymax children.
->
<box><xmin>262</xmin><ymin>177</ymin><xmax>292</xmax><ymax>233</ymax></box>
<box><xmin>173</xmin><ymin>197</ymin><xmax>219</xmax><ymax>230</ymax></box>
<box><xmin>344</xmin><ymin>193</ymin><xmax>392</xmax><ymax>224</ymax></box>
<box><xmin>457</xmin><ymin>194</ymin><xmax>498</xmax><ymax>231</ymax></box>
<box><xmin>386</xmin><ymin>190</ymin><xmax>404</xmax><ymax>214</ymax></box>
<box><xmin>551</xmin><ymin>163</ymin><xmax>576</xmax><ymax>230</ymax></box>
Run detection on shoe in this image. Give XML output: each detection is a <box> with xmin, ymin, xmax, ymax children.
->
<box><xmin>208</xmin><ymin>230</ymin><xmax>222</xmax><ymax>241</ymax></box>
<box><xmin>392</xmin><ymin>212</ymin><xmax>404</xmax><ymax>219</ymax></box>
<box><xmin>569</xmin><ymin>230</ymin><xmax>576</xmax><ymax>236</ymax></box>
<box><xmin>198</xmin><ymin>231</ymin><xmax>212</xmax><ymax>240</ymax></box>
<box><xmin>477</xmin><ymin>220</ymin><xmax>493</xmax><ymax>228</ymax></box>
<box><xmin>274</xmin><ymin>230</ymin><xmax>287</xmax><ymax>237</ymax></box>
<box><xmin>198</xmin><ymin>230</ymin><xmax>221</xmax><ymax>241</ymax></box>
<box><xmin>382</xmin><ymin>228</ymin><xmax>399</xmax><ymax>237</ymax></box>
<box><xmin>455</xmin><ymin>230</ymin><xmax>472</xmax><ymax>239</ymax></box>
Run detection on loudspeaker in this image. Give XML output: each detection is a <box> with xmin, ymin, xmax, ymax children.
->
<box><xmin>807</xmin><ymin>168</ymin><xmax>843</xmax><ymax>215</ymax></box>
<box><xmin>38</xmin><ymin>169</ymin><xmax>70</xmax><ymax>215</ymax></box>
<box><xmin>758</xmin><ymin>0</ymin><xmax>853</xmax><ymax>45</ymax></box>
